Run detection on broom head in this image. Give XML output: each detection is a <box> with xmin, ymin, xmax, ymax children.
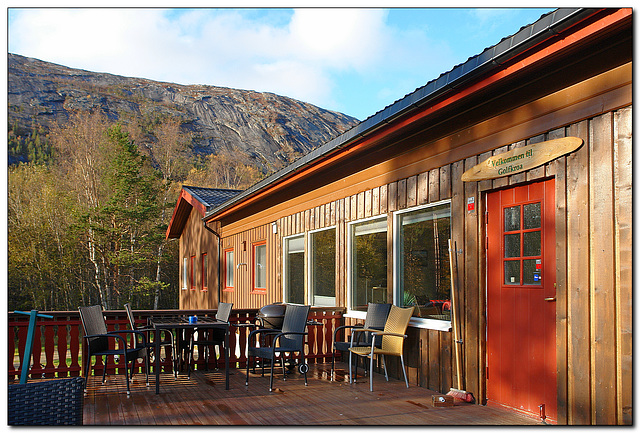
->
<box><xmin>447</xmin><ymin>388</ymin><xmax>475</xmax><ymax>403</ymax></box>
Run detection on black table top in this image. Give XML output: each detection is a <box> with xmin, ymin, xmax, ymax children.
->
<box><xmin>150</xmin><ymin>316</ymin><xmax>229</xmax><ymax>329</ymax></box>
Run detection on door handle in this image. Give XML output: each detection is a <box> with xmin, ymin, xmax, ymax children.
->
<box><xmin>544</xmin><ymin>297</ymin><xmax>556</xmax><ymax>302</ymax></box>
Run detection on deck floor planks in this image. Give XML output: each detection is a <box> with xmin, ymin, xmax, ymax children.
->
<box><xmin>78</xmin><ymin>362</ymin><xmax>543</xmax><ymax>425</ymax></box>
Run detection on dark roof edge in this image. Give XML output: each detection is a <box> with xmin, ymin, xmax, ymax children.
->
<box><xmin>204</xmin><ymin>7</ymin><xmax>595</xmax><ymax>222</ymax></box>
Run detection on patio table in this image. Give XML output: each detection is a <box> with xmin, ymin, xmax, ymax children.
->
<box><xmin>150</xmin><ymin>316</ymin><xmax>230</xmax><ymax>394</ymax></box>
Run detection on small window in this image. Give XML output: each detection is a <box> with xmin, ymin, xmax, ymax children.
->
<box><xmin>224</xmin><ymin>249</ymin><xmax>234</xmax><ymax>291</ymax></box>
<box><xmin>253</xmin><ymin>241</ymin><xmax>267</xmax><ymax>292</ymax></box>
<box><xmin>284</xmin><ymin>235</ymin><xmax>305</xmax><ymax>304</ymax></box>
<box><xmin>182</xmin><ymin>257</ymin><xmax>188</xmax><ymax>290</ymax></box>
<box><xmin>190</xmin><ymin>255</ymin><xmax>196</xmax><ymax>291</ymax></box>
<box><xmin>201</xmin><ymin>253</ymin><xmax>208</xmax><ymax>291</ymax></box>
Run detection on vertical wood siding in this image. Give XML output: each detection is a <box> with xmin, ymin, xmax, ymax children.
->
<box><xmin>179</xmin><ymin>210</ymin><xmax>219</xmax><ymax>310</ymax></box>
<box><xmin>214</xmin><ymin>107</ymin><xmax>631</xmax><ymax>424</ymax></box>
<box><xmin>474</xmin><ymin>107</ymin><xmax>632</xmax><ymax>425</ymax></box>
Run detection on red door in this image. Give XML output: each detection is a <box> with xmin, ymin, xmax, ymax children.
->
<box><xmin>486</xmin><ymin>180</ymin><xmax>556</xmax><ymax>422</ymax></box>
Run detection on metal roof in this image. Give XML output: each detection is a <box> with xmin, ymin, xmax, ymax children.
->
<box><xmin>204</xmin><ymin>7</ymin><xmax>595</xmax><ymax>221</ymax></box>
<box><xmin>183</xmin><ymin>185</ymin><xmax>242</xmax><ymax>211</ymax></box>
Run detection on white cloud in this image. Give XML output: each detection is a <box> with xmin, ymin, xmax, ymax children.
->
<box><xmin>8</xmin><ymin>8</ymin><xmax>396</xmax><ymax>112</ymax></box>
<box><xmin>9</xmin><ymin>7</ymin><xmax>524</xmax><ymax>118</ymax></box>
<box><xmin>288</xmin><ymin>8</ymin><xmax>388</xmax><ymax>70</ymax></box>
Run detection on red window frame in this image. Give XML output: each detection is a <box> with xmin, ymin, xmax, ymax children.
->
<box><xmin>252</xmin><ymin>241</ymin><xmax>267</xmax><ymax>293</ymax></box>
<box><xmin>201</xmin><ymin>252</ymin><xmax>208</xmax><ymax>292</ymax></box>
<box><xmin>190</xmin><ymin>255</ymin><xmax>196</xmax><ymax>291</ymax></box>
<box><xmin>223</xmin><ymin>248</ymin><xmax>234</xmax><ymax>292</ymax></box>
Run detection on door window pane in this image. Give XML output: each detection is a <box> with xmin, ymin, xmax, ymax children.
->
<box><xmin>523</xmin><ymin>202</ymin><xmax>541</xmax><ymax>229</ymax></box>
<box><xmin>504</xmin><ymin>206</ymin><xmax>520</xmax><ymax>231</ymax></box>
<box><xmin>284</xmin><ymin>236</ymin><xmax>305</xmax><ymax>303</ymax></box>
<box><xmin>504</xmin><ymin>233</ymin><xmax>520</xmax><ymax>258</ymax></box>
<box><xmin>350</xmin><ymin>218</ymin><xmax>387</xmax><ymax>312</ymax></box>
<box><xmin>523</xmin><ymin>259</ymin><xmax>542</xmax><ymax>285</ymax></box>
<box><xmin>504</xmin><ymin>260</ymin><xmax>520</xmax><ymax>285</ymax></box>
<box><xmin>523</xmin><ymin>231</ymin><xmax>541</xmax><ymax>257</ymax></box>
<box><xmin>397</xmin><ymin>203</ymin><xmax>451</xmax><ymax>320</ymax></box>
<box><xmin>310</xmin><ymin>228</ymin><xmax>336</xmax><ymax>307</ymax></box>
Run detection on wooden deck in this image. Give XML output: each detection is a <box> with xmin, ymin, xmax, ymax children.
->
<box><xmin>81</xmin><ymin>362</ymin><xmax>544</xmax><ymax>425</ymax></box>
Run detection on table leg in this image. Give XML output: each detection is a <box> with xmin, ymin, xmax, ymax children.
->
<box><xmin>155</xmin><ymin>328</ymin><xmax>161</xmax><ymax>394</ymax></box>
<box><xmin>225</xmin><ymin>325</ymin><xmax>229</xmax><ymax>390</ymax></box>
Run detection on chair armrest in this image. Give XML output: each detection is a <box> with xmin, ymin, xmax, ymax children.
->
<box><xmin>83</xmin><ymin>332</ymin><xmax>130</xmax><ymax>350</ymax></box>
<box><xmin>349</xmin><ymin>326</ymin><xmax>387</xmax><ymax>346</ymax></box>
<box><xmin>273</xmin><ymin>331</ymin><xmax>308</xmax><ymax>349</ymax></box>
<box><xmin>332</xmin><ymin>324</ymin><xmax>363</xmax><ymax>341</ymax></box>
<box><xmin>107</xmin><ymin>329</ymin><xmax>148</xmax><ymax>345</ymax></box>
<box><xmin>350</xmin><ymin>327</ymin><xmax>380</xmax><ymax>335</ymax></box>
<box><xmin>371</xmin><ymin>331</ymin><xmax>407</xmax><ymax>339</ymax></box>
<box><xmin>247</xmin><ymin>328</ymin><xmax>280</xmax><ymax>345</ymax></box>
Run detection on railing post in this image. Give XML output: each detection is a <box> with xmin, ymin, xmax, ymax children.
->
<box><xmin>15</xmin><ymin>310</ymin><xmax>53</xmax><ymax>384</ymax></box>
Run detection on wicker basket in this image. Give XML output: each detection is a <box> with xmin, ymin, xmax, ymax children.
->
<box><xmin>8</xmin><ymin>377</ymin><xmax>85</xmax><ymax>425</ymax></box>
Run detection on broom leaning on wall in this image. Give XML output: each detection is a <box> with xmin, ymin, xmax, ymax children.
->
<box><xmin>446</xmin><ymin>239</ymin><xmax>474</xmax><ymax>403</ymax></box>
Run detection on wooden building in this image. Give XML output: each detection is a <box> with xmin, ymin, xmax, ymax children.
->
<box><xmin>166</xmin><ymin>186</ymin><xmax>241</xmax><ymax>309</ymax></box>
<box><xmin>169</xmin><ymin>8</ymin><xmax>632</xmax><ymax>425</ymax></box>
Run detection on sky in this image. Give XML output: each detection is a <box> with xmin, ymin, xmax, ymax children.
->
<box><xmin>7</xmin><ymin>6</ymin><xmax>554</xmax><ymax>121</ymax></box>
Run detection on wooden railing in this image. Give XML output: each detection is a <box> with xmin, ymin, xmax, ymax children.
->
<box><xmin>8</xmin><ymin>307</ymin><xmax>345</xmax><ymax>381</ymax></box>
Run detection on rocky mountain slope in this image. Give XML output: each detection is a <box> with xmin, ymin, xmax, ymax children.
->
<box><xmin>8</xmin><ymin>53</ymin><xmax>360</xmax><ymax>168</ymax></box>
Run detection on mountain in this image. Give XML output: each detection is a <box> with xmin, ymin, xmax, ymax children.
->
<box><xmin>7</xmin><ymin>53</ymin><xmax>360</xmax><ymax>168</ymax></box>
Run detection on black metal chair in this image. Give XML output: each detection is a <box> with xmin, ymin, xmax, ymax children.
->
<box><xmin>125</xmin><ymin>303</ymin><xmax>176</xmax><ymax>377</ymax></box>
<box><xmin>78</xmin><ymin>305</ymin><xmax>148</xmax><ymax>396</ymax></box>
<box><xmin>187</xmin><ymin>302</ymin><xmax>233</xmax><ymax>376</ymax></box>
<box><xmin>331</xmin><ymin>302</ymin><xmax>391</xmax><ymax>381</ymax></box>
<box><xmin>8</xmin><ymin>377</ymin><xmax>85</xmax><ymax>425</ymax></box>
<box><xmin>246</xmin><ymin>303</ymin><xmax>310</xmax><ymax>392</ymax></box>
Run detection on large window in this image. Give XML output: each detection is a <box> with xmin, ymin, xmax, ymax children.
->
<box><xmin>309</xmin><ymin>228</ymin><xmax>336</xmax><ymax>307</ymax></box>
<box><xmin>395</xmin><ymin>201</ymin><xmax>451</xmax><ymax>321</ymax></box>
<box><xmin>253</xmin><ymin>241</ymin><xmax>267</xmax><ymax>292</ymax></box>
<box><xmin>349</xmin><ymin>217</ymin><xmax>388</xmax><ymax>312</ymax></box>
<box><xmin>224</xmin><ymin>249</ymin><xmax>234</xmax><ymax>291</ymax></box>
<box><xmin>284</xmin><ymin>235</ymin><xmax>305</xmax><ymax>304</ymax></box>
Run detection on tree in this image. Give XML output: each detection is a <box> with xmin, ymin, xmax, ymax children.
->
<box><xmin>145</xmin><ymin>118</ymin><xmax>192</xmax><ymax>309</ymax></box>
<box><xmin>186</xmin><ymin>150</ymin><xmax>264</xmax><ymax>190</ymax></box>
<box><xmin>50</xmin><ymin>113</ymin><xmax>165</xmax><ymax>309</ymax></box>
<box><xmin>8</xmin><ymin>164</ymin><xmax>82</xmax><ymax>310</ymax></box>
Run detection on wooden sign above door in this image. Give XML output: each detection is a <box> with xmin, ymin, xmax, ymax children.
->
<box><xmin>461</xmin><ymin>137</ymin><xmax>583</xmax><ymax>182</ymax></box>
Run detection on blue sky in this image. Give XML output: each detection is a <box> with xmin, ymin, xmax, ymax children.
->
<box><xmin>8</xmin><ymin>7</ymin><xmax>553</xmax><ymax>121</ymax></box>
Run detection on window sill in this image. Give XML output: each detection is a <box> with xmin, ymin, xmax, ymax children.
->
<box><xmin>408</xmin><ymin>317</ymin><xmax>452</xmax><ymax>332</ymax></box>
<box><xmin>345</xmin><ymin>310</ymin><xmax>451</xmax><ymax>332</ymax></box>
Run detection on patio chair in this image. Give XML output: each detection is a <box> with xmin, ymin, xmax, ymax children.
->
<box><xmin>8</xmin><ymin>377</ymin><xmax>85</xmax><ymax>425</ymax></box>
<box><xmin>187</xmin><ymin>302</ymin><xmax>233</xmax><ymax>376</ymax></box>
<box><xmin>246</xmin><ymin>303</ymin><xmax>310</xmax><ymax>392</ymax></box>
<box><xmin>79</xmin><ymin>305</ymin><xmax>149</xmax><ymax>396</ymax></box>
<box><xmin>125</xmin><ymin>303</ymin><xmax>176</xmax><ymax>377</ymax></box>
<box><xmin>331</xmin><ymin>302</ymin><xmax>391</xmax><ymax>381</ymax></box>
<box><xmin>348</xmin><ymin>305</ymin><xmax>414</xmax><ymax>391</ymax></box>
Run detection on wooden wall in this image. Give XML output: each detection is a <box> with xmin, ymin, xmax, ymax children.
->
<box><xmin>179</xmin><ymin>209</ymin><xmax>219</xmax><ymax>310</ymax></box>
<box><xmin>470</xmin><ymin>107</ymin><xmax>632</xmax><ymax>425</ymax></box>
<box><xmin>215</xmin><ymin>105</ymin><xmax>631</xmax><ymax>424</ymax></box>
<box><xmin>219</xmin><ymin>224</ymin><xmax>281</xmax><ymax>309</ymax></box>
